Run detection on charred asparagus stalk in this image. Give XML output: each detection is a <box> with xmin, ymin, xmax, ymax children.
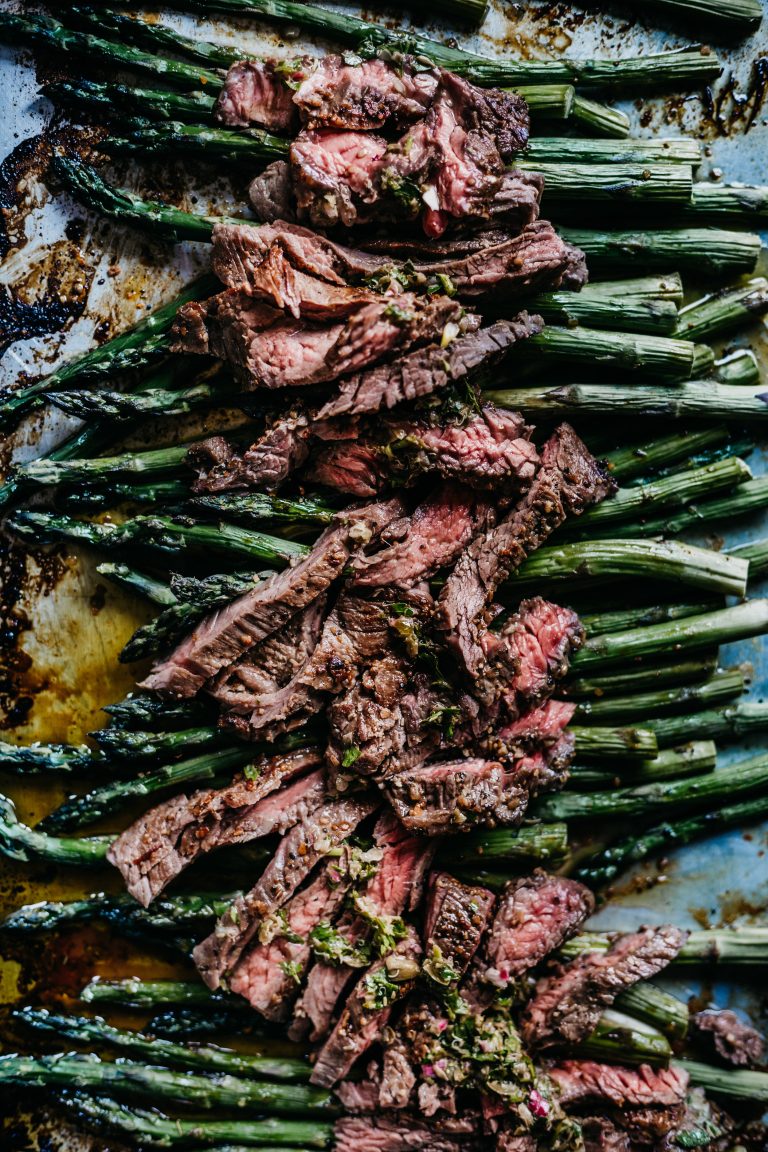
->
<box><xmin>488</xmin><ymin>381</ymin><xmax>768</xmax><ymax>423</ymax></box>
<box><xmin>648</xmin><ymin>702</ymin><xmax>768</xmax><ymax>747</ymax></box>
<box><xmin>559</xmin><ymin>226</ymin><xmax>761</xmax><ymax>276</ymax></box>
<box><xmin>571</xmin><ymin>666</ymin><xmax>746</xmax><ymax>723</ymax></box>
<box><xmin>675</xmin><ymin>277</ymin><xmax>768</xmax><ymax>342</ymax></box>
<box><xmin>531</xmin><ymin>274</ymin><xmax>682</xmax><ymax>335</ymax></box>
<box><xmin>563</xmin><ymin>654</ymin><xmax>720</xmax><ymax>700</ymax></box>
<box><xmin>0</xmin><ymin>795</ymin><xmax>111</xmax><ymax>865</ymax></box>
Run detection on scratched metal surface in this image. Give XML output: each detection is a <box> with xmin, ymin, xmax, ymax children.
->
<box><xmin>0</xmin><ymin>1</ymin><xmax>767</xmax><ymax>1146</ymax></box>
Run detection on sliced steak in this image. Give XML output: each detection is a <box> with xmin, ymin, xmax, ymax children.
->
<box><xmin>290</xmin><ymin>129</ymin><xmax>390</xmax><ymax>229</ymax></box>
<box><xmin>243</xmin><ymin>240</ymin><xmax>375</xmax><ymax>320</ymax></box>
<box><xmin>439</xmin><ymin>423</ymin><xmax>614</xmax><ymax>676</ymax></box>
<box><xmin>107</xmin><ymin>747</ymin><xmax>321</xmax><ymax>906</ymax></box>
<box><xmin>248</xmin><ymin>160</ymin><xmax>296</xmax><ymax>223</ymax></box>
<box><xmin>292</xmin><ymin>811</ymin><xmax>432</xmax><ymax>1042</ymax></box>
<box><xmin>691</xmin><ymin>1009</ymin><xmax>766</xmax><ymax>1067</ymax></box>
<box><xmin>141</xmin><ymin>499</ymin><xmax>403</xmax><ymax>697</ymax></box>
<box><xmin>215</xmin><ymin>58</ymin><xmax>312</xmax><ymax>131</ymax></box>
<box><xmin>334</xmin><ymin>1115</ymin><xmax>478</xmax><ymax>1152</ymax></box>
<box><xmin>496</xmin><ymin>1136</ymin><xmax>537</xmax><ymax>1152</ymax></box>
<box><xmin>522</xmin><ymin>925</ymin><xmax>688</xmax><ymax>1049</ymax></box>
<box><xmin>476</xmin><ymin>871</ymin><xmax>594</xmax><ymax>987</ymax></box>
<box><xmin>548</xmin><ymin>1061</ymin><xmax>689</xmax><ymax>1110</ymax></box>
<box><xmin>189</xmin><ymin>411</ymin><xmax>311</xmax><ymax>494</ymax></box>
<box><xmin>294</xmin><ymin>55</ymin><xmax>438</xmax><ymax>131</ymax></box>
<box><xmin>423</xmin><ymin>871</ymin><xmax>496</xmax><ymax>985</ymax></box>
<box><xmin>229</xmin><ymin>861</ymin><xmax>348</xmax><ymax>1020</ymax></box>
<box><xmin>580</xmin><ymin>1117</ymin><xmax>634</xmax><ymax>1152</ymax></box>
<box><xmin>334</xmin><ymin>1078</ymin><xmax>380</xmax><ymax>1112</ymax></box>
<box><xmin>194</xmin><ymin>793</ymin><xmax>379</xmax><ymax>989</ymax></box>
<box><xmin>352</xmin><ymin>485</ymin><xmax>495</xmax><ymax>590</ymax></box>
<box><xmin>308</xmin><ymin>439</ymin><xmax>387</xmax><ymax>498</ymax></box>
<box><xmin>495</xmin><ymin>699</ymin><xmax>577</xmax><ymax>756</ymax></box>
<box><xmin>384</xmin><ymin>759</ymin><xmax>527</xmax><ymax>834</ymax></box>
<box><xmin>317</xmin><ymin>314</ymin><xmax>541</xmax><ymax>420</ymax></box>
<box><xmin>310</xmin><ymin>927</ymin><xmax>422</xmax><ymax>1087</ymax></box>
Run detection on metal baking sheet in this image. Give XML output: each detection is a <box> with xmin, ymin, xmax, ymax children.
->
<box><xmin>0</xmin><ymin>1</ymin><xmax>767</xmax><ymax>1145</ymax></box>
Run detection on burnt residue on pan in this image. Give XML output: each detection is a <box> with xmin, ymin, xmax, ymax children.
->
<box><xmin>701</xmin><ymin>55</ymin><xmax>768</xmax><ymax>135</ymax></box>
<box><xmin>0</xmin><ymin>534</ymin><xmax>34</xmax><ymax>731</ymax></box>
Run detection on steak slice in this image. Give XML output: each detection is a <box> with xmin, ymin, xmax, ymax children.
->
<box><xmin>229</xmin><ymin>860</ymin><xmax>349</xmax><ymax>1020</ymax></box>
<box><xmin>474</xmin><ymin>871</ymin><xmax>594</xmax><ymax>988</ymax></box>
<box><xmin>189</xmin><ymin>411</ymin><xmax>311</xmax><ymax>494</ymax></box>
<box><xmin>547</xmin><ymin>1061</ymin><xmax>689</xmax><ymax>1109</ymax></box>
<box><xmin>352</xmin><ymin>485</ymin><xmax>495</xmax><ymax>590</ymax></box>
<box><xmin>141</xmin><ymin>499</ymin><xmax>403</xmax><ymax>698</ymax></box>
<box><xmin>293</xmin><ymin>55</ymin><xmax>438</xmax><ymax>131</ymax></box>
<box><xmin>334</xmin><ymin>1115</ymin><xmax>479</xmax><ymax>1152</ymax></box>
<box><xmin>522</xmin><ymin>925</ymin><xmax>688</xmax><ymax>1049</ymax></box>
<box><xmin>439</xmin><ymin>423</ymin><xmax>614</xmax><ymax>676</ymax></box>
<box><xmin>291</xmin><ymin>810</ymin><xmax>432</xmax><ymax>1043</ymax></box>
<box><xmin>248</xmin><ymin>160</ymin><xmax>296</xmax><ymax>223</ymax></box>
<box><xmin>317</xmin><ymin>315</ymin><xmax>541</xmax><ymax>420</ymax></box>
<box><xmin>215</xmin><ymin>58</ymin><xmax>312</xmax><ymax>131</ymax></box>
<box><xmin>308</xmin><ymin>439</ymin><xmax>387</xmax><ymax>498</ymax></box>
<box><xmin>384</xmin><ymin>759</ymin><xmax>527</xmax><ymax>834</ymax></box>
<box><xmin>495</xmin><ymin>699</ymin><xmax>577</xmax><ymax>756</ymax></box>
<box><xmin>290</xmin><ymin>128</ymin><xmax>389</xmax><ymax>228</ymax></box>
<box><xmin>423</xmin><ymin>871</ymin><xmax>496</xmax><ymax>985</ymax></box>
<box><xmin>691</xmin><ymin>1009</ymin><xmax>766</xmax><ymax>1067</ymax></box>
<box><xmin>243</xmin><ymin>240</ymin><xmax>375</xmax><ymax>320</ymax></box>
<box><xmin>107</xmin><ymin>747</ymin><xmax>321</xmax><ymax>906</ymax></box>
<box><xmin>310</xmin><ymin>927</ymin><xmax>422</xmax><ymax>1087</ymax></box>
<box><xmin>194</xmin><ymin>793</ymin><xmax>379</xmax><ymax>989</ymax></box>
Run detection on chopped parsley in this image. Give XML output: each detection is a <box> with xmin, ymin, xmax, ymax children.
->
<box><xmin>361</xmin><ymin>966</ymin><xmax>402</xmax><ymax>1011</ymax></box>
<box><xmin>384</xmin><ymin>301</ymin><xmax>416</xmax><ymax>325</ymax></box>
<box><xmin>341</xmin><ymin>745</ymin><xmax>362</xmax><ymax>768</ymax></box>
<box><xmin>423</xmin><ymin>703</ymin><xmax>462</xmax><ymax>741</ymax></box>
<box><xmin>309</xmin><ymin>921</ymin><xmax>371</xmax><ymax>968</ymax></box>
<box><xmin>422</xmin><ymin>944</ymin><xmax>460</xmax><ymax>987</ymax></box>
<box><xmin>280</xmin><ymin>959</ymin><xmax>304</xmax><ymax>985</ymax></box>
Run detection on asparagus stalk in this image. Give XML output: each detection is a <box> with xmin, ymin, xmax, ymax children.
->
<box><xmin>563</xmin><ymin>654</ymin><xmax>719</xmax><ymax>700</ymax></box>
<box><xmin>677</xmin><ymin>1059</ymin><xmax>768</xmax><ymax>1103</ymax></box>
<box><xmin>536</xmin><ymin>747</ymin><xmax>768</xmax><ymax>822</ymax></box>
<box><xmin>603</xmin><ymin>474</ymin><xmax>768</xmax><ymax>540</ymax></box>
<box><xmin>59</xmin><ymin>1090</ymin><xmax>332</xmax><ymax>1148</ymax></box>
<box><xmin>604</xmin><ymin>426</ymin><xmax>732</xmax><ymax>482</ymax></box>
<box><xmin>576</xmin><ymin>792</ymin><xmax>768</xmax><ymax>887</ymax></box>
<box><xmin>518</xmin><ymin>160</ymin><xmax>694</xmax><ymax>205</ymax></box>
<box><xmin>45</xmin><ymin>76</ymin><xmax>219</xmax><ymax>122</ymax></box>
<box><xmin>146</xmin><ymin>1006</ymin><xmax>254</xmax><ymax>1039</ymax></box>
<box><xmin>0</xmin><ymin>12</ymin><xmax>224</xmax><ymax>88</ymax></box>
<box><xmin>579</xmin><ymin>600</ymin><xmax>719</xmax><ymax>636</ymax></box>
<box><xmin>512</xmin><ymin>84</ymin><xmax>576</xmax><ymax>123</ymax></box>
<box><xmin>107</xmin><ymin>120</ymin><xmax>288</xmax><ymax>166</ymax></box>
<box><xmin>8</xmin><ymin>511</ymin><xmax>306</xmax><ymax>567</ymax></box>
<box><xmin>0</xmin><ymin>794</ymin><xmax>110</xmax><ymax>865</ymax></box>
<box><xmin>15</xmin><ymin>1007</ymin><xmax>309</xmax><ymax>1082</ymax></box>
<box><xmin>675</xmin><ymin>277</ymin><xmax>768</xmax><ymax>342</ymax></box>
<box><xmin>487</xmin><ymin>381</ymin><xmax>768</xmax><ymax>424</ymax></box>
<box><xmin>52</xmin><ymin>156</ymin><xmax>248</xmax><ymax>242</ymax></box>
<box><xmin>17</xmin><ymin>442</ymin><xmax>190</xmax><ymax>486</ymax></box>
<box><xmin>97</xmin><ymin>562</ymin><xmax>177</xmax><ymax>606</ymax></box>
<box><xmin>570</xmin><ymin>725</ymin><xmax>659</xmax><ymax>760</ymax></box>
<box><xmin>575</xmin><ymin>1010</ymin><xmax>672</xmax><ymax>1065</ymax></box>
<box><xmin>191</xmin><ymin>492</ymin><xmax>338</xmax><ymax>527</ymax></box>
<box><xmin>572</xmin><ymin>667</ymin><xmax>746</xmax><ymax>723</ymax></box>
<box><xmin>46</xmin><ymin>380</ymin><xmax>221</xmax><ymax>422</ymax></box>
<box><xmin>522</xmin><ymin>324</ymin><xmax>702</xmax><ymax>381</ymax></box>
<box><xmin>715</xmin><ymin>347</ymin><xmax>760</xmax><ymax>387</ymax></box>
<box><xmin>615</xmin><ymin>982</ymin><xmax>690</xmax><ymax>1042</ymax></box>
<box><xmin>558</xmin><ymin>226</ymin><xmax>761</xmax><ymax>276</ymax></box>
<box><xmin>687</xmin><ymin>181</ymin><xmax>768</xmax><ymax>223</ymax></box>
<box><xmin>563</xmin><ymin>927</ymin><xmax>768</xmax><ymax>964</ymax></box>
<box><xmin>4</xmin><ymin>894</ymin><xmax>238</xmax><ymax>936</ymax></box>
<box><xmin>446</xmin><ymin>823</ymin><xmax>570</xmax><ymax>865</ymax></box>
<box><xmin>616</xmin><ymin>0</ymin><xmax>762</xmax><ymax>34</ymax></box>
<box><xmin>0</xmin><ymin>739</ymin><xmax>95</xmax><ymax>774</ymax></box>
<box><xmin>91</xmin><ymin>724</ymin><xmax>226</xmax><ymax>760</ymax></box>
<box><xmin>522</xmin><ymin>137</ymin><xmax>701</xmax><ymax>164</ymax></box>
<box><xmin>38</xmin><ymin>745</ymin><xmax>256</xmax><ymax>832</ymax></box>
<box><xmin>62</xmin><ymin>479</ymin><xmax>191</xmax><ymax>510</ymax></box>
<box><xmin>531</xmin><ymin>275</ymin><xmax>682</xmax><ymax>336</ymax></box>
<box><xmin>730</xmin><ymin>537</ymin><xmax>768</xmax><ymax>581</ymax></box>
<box><xmin>68</xmin><ymin>4</ymin><xmax>241</xmax><ymax>66</ymax></box>
<box><xmin>81</xmin><ymin>977</ymin><xmax>230</xmax><ymax>1006</ymax></box>
<box><xmin>61</xmin><ymin>2</ymin><xmax>723</xmax><ymax>91</ymax></box>
<box><xmin>103</xmin><ymin>693</ymin><xmax>211</xmax><ymax>729</ymax></box>
<box><xmin>571</xmin><ymin>600</ymin><xmax>768</xmax><ymax>671</ymax></box>
<box><xmin>509</xmin><ymin>540</ymin><xmax>749</xmax><ymax>598</ymax></box>
<box><xmin>568</xmin><ymin>455</ymin><xmax>752</xmax><ymax>535</ymax></box>
<box><xmin>0</xmin><ymin>275</ymin><xmax>215</xmax><ymax>430</ymax></box>
<box><xmin>649</xmin><ymin>702</ymin><xmax>768</xmax><ymax>748</ymax></box>
<box><xmin>0</xmin><ymin>1054</ymin><xmax>336</xmax><ymax>1116</ymax></box>
<box><xmin>569</xmin><ymin>741</ymin><xmax>717</xmax><ymax>786</ymax></box>
<box><xmin>570</xmin><ymin>94</ymin><xmax>631</xmax><ymax>138</ymax></box>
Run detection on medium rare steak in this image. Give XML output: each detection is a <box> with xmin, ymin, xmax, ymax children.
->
<box><xmin>294</xmin><ymin>55</ymin><xmax>438</xmax><ymax>131</ymax></box>
<box><xmin>194</xmin><ymin>793</ymin><xmax>379</xmax><ymax>989</ymax></box>
<box><xmin>384</xmin><ymin>759</ymin><xmax>528</xmax><ymax>833</ymax></box>
<box><xmin>141</xmin><ymin>499</ymin><xmax>403</xmax><ymax>698</ymax></box>
<box><xmin>334</xmin><ymin>1114</ymin><xmax>479</xmax><ymax>1152</ymax></box>
<box><xmin>479</xmin><ymin>598</ymin><xmax>584</xmax><ymax>714</ymax></box>
<box><xmin>691</xmin><ymin>1009</ymin><xmax>766</xmax><ymax>1067</ymax></box>
<box><xmin>439</xmin><ymin>424</ymin><xmax>614</xmax><ymax>675</ymax></box>
<box><xmin>189</xmin><ymin>411</ymin><xmax>311</xmax><ymax>494</ymax></box>
<box><xmin>475</xmin><ymin>871</ymin><xmax>594</xmax><ymax>985</ymax></box>
<box><xmin>310</xmin><ymin>927</ymin><xmax>422</xmax><ymax>1087</ymax></box>
<box><xmin>242</xmin><ymin>240</ymin><xmax>375</xmax><ymax>319</ymax></box>
<box><xmin>229</xmin><ymin>861</ymin><xmax>348</xmax><ymax>1020</ymax></box>
<box><xmin>107</xmin><ymin>748</ymin><xmax>322</xmax><ymax>906</ymax></box>
<box><xmin>522</xmin><ymin>925</ymin><xmax>688</xmax><ymax>1049</ymax></box>
<box><xmin>291</xmin><ymin>811</ymin><xmax>432</xmax><ymax>1042</ymax></box>
<box><xmin>423</xmin><ymin>871</ymin><xmax>496</xmax><ymax>984</ymax></box>
<box><xmin>352</xmin><ymin>485</ymin><xmax>495</xmax><ymax>590</ymax></box>
<box><xmin>215</xmin><ymin>57</ymin><xmax>312</xmax><ymax>131</ymax></box>
<box><xmin>317</xmin><ymin>315</ymin><xmax>541</xmax><ymax>420</ymax></box>
<box><xmin>547</xmin><ymin>1061</ymin><xmax>689</xmax><ymax>1109</ymax></box>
